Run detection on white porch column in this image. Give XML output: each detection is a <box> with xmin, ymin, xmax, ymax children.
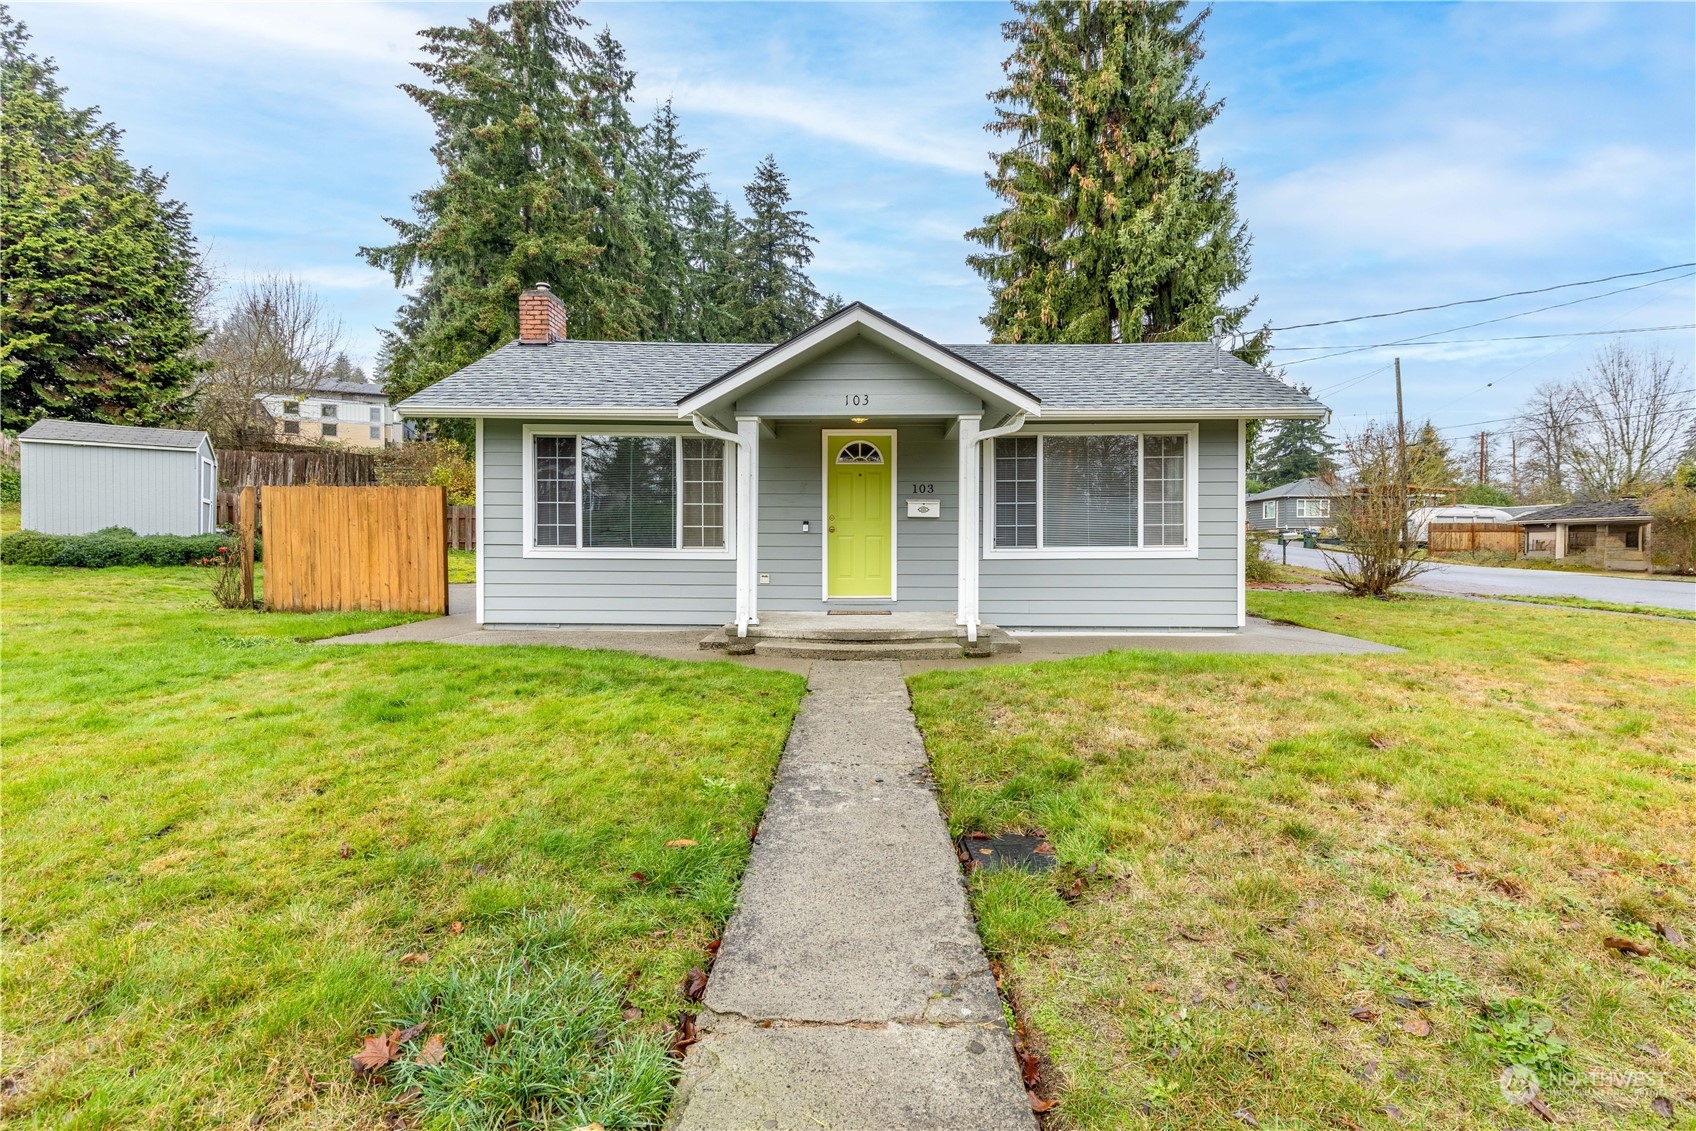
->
<box><xmin>735</xmin><ymin>415</ymin><xmax>762</xmax><ymax>636</ymax></box>
<box><xmin>956</xmin><ymin>414</ymin><xmax>982</xmax><ymax>643</ymax></box>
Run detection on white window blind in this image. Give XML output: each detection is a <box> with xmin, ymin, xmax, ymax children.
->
<box><xmin>992</xmin><ymin>433</ymin><xmax>1189</xmax><ymax>551</ymax></box>
<box><xmin>1042</xmin><ymin>435</ymin><xmax>1137</xmax><ymax>547</ymax></box>
<box><xmin>583</xmin><ymin>436</ymin><xmax>677</xmax><ymax>548</ymax></box>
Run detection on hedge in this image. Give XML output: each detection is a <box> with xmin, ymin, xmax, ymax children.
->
<box><xmin>0</xmin><ymin>527</ymin><xmax>248</xmax><ymax>568</ymax></box>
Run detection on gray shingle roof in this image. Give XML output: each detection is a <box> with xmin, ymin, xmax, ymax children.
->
<box><xmin>313</xmin><ymin>379</ymin><xmax>389</xmax><ymax>398</ymax></box>
<box><xmin>1522</xmin><ymin>500</ymin><xmax>1649</xmax><ymax>522</ymax></box>
<box><xmin>1246</xmin><ymin>476</ymin><xmax>1336</xmax><ymax>502</ymax></box>
<box><xmin>18</xmin><ymin>419</ymin><xmax>209</xmax><ymax>450</ymax></box>
<box><xmin>397</xmin><ymin>331</ymin><xmax>1325</xmax><ymax>418</ymax></box>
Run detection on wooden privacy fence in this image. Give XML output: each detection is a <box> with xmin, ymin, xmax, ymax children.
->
<box><xmin>217</xmin><ymin>448</ymin><xmax>378</xmax><ymax>491</ymax></box>
<box><xmin>1429</xmin><ymin>522</ymin><xmax>1522</xmax><ymax>554</ymax></box>
<box><xmin>447</xmin><ymin>505</ymin><xmax>476</xmax><ymax>549</ymax></box>
<box><xmin>262</xmin><ymin>486</ymin><xmax>447</xmax><ymax>613</ymax></box>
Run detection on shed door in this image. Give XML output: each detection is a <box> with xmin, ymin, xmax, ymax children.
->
<box><xmin>201</xmin><ymin>457</ymin><xmax>216</xmax><ymax>533</ymax></box>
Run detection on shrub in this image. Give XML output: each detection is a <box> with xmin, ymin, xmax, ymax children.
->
<box><xmin>1244</xmin><ymin>530</ymin><xmax>1280</xmax><ymax>583</ymax></box>
<box><xmin>1645</xmin><ymin>483</ymin><xmax>1696</xmax><ymax>575</ymax></box>
<box><xmin>0</xmin><ymin>462</ymin><xmax>19</xmax><ymax>506</ymax></box>
<box><xmin>376</xmin><ymin>439</ymin><xmax>475</xmax><ymax>504</ymax></box>
<box><xmin>0</xmin><ymin>527</ymin><xmax>239</xmax><ymax>568</ymax></box>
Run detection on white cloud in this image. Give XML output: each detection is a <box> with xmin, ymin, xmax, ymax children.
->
<box><xmin>1250</xmin><ymin>128</ymin><xmax>1687</xmax><ymax>259</ymax></box>
<box><xmin>654</xmin><ymin>77</ymin><xmax>987</xmax><ymax>175</ymax></box>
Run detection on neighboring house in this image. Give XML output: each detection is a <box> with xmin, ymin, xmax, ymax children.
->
<box><xmin>1246</xmin><ymin>477</ymin><xmax>1337</xmax><ymax>533</ymax></box>
<box><xmin>396</xmin><ymin>289</ymin><xmax>1328</xmax><ymax>636</ymax></box>
<box><xmin>18</xmin><ymin>420</ymin><xmax>216</xmax><ymax>535</ymax></box>
<box><xmin>1521</xmin><ymin>500</ymin><xmax>1653</xmax><ymax>572</ymax></box>
<box><xmin>260</xmin><ymin>379</ymin><xmax>406</xmax><ymax>448</ymax></box>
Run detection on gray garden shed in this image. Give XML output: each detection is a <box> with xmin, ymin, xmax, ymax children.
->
<box><xmin>18</xmin><ymin>420</ymin><xmax>217</xmax><ymax>536</ymax></box>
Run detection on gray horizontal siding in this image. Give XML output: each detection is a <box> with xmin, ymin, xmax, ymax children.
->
<box><xmin>757</xmin><ymin>421</ymin><xmax>959</xmax><ymax>612</ymax></box>
<box><xmin>480</xmin><ymin>419</ymin><xmax>734</xmax><ymax>625</ymax></box>
<box><xmin>735</xmin><ymin>338</ymin><xmax>984</xmax><ymax>418</ymax></box>
<box><xmin>21</xmin><ymin>440</ymin><xmax>210</xmax><ymax>536</ymax></box>
<box><xmin>980</xmin><ymin>420</ymin><xmax>1241</xmax><ymax>629</ymax></box>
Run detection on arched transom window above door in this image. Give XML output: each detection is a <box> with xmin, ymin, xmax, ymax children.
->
<box><xmin>836</xmin><ymin>441</ymin><xmax>884</xmax><ymax>465</ymax></box>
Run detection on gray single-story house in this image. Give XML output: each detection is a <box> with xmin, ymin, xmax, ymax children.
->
<box><xmin>1521</xmin><ymin>500</ymin><xmax>1653</xmax><ymax>571</ymax></box>
<box><xmin>1245</xmin><ymin>476</ymin><xmax>1337</xmax><ymax>533</ymax></box>
<box><xmin>397</xmin><ymin>289</ymin><xmax>1327</xmax><ymax>638</ymax></box>
<box><xmin>18</xmin><ymin>419</ymin><xmax>217</xmax><ymax>536</ymax></box>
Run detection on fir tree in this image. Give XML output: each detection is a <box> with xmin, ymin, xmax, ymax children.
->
<box><xmin>1251</xmin><ymin>402</ymin><xmax>1338</xmax><ymax>487</ymax></box>
<box><xmin>728</xmin><ymin>155</ymin><xmax>822</xmax><ymax>343</ymax></box>
<box><xmin>630</xmin><ymin>101</ymin><xmax>720</xmax><ymax>340</ymax></box>
<box><xmin>1405</xmin><ymin>420</ymin><xmax>1461</xmax><ymax>490</ymax></box>
<box><xmin>361</xmin><ymin>0</ymin><xmax>646</xmax><ymax>404</ymax></box>
<box><xmin>1</xmin><ymin>10</ymin><xmax>206</xmax><ymax>429</ymax></box>
<box><xmin>967</xmin><ymin>1</ymin><xmax>1260</xmax><ymax>355</ymax></box>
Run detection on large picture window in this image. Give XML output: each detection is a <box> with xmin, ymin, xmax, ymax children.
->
<box><xmin>530</xmin><ymin>433</ymin><xmax>726</xmax><ymax>552</ymax></box>
<box><xmin>1296</xmin><ymin>497</ymin><xmax>1330</xmax><ymax>519</ymax></box>
<box><xmin>992</xmin><ymin>432</ymin><xmax>1191</xmax><ymax>552</ymax></box>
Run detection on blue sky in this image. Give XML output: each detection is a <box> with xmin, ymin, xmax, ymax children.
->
<box><xmin>14</xmin><ymin>1</ymin><xmax>1695</xmax><ymax>441</ymax></box>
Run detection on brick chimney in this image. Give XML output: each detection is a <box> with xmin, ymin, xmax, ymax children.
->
<box><xmin>518</xmin><ymin>283</ymin><xmax>568</xmax><ymax>345</ymax></box>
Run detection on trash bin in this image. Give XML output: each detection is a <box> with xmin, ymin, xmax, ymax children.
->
<box><xmin>1302</xmin><ymin>533</ymin><xmax>1317</xmax><ymax>549</ymax></box>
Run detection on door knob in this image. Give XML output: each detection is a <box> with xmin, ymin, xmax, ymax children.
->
<box><xmin>828</xmin><ymin>525</ymin><xmax>836</xmax><ymax>532</ymax></box>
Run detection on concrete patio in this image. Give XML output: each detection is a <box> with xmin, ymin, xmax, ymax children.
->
<box><xmin>314</xmin><ymin>585</ymin><xmax>1401</xmax><ymax>670</ymax></box>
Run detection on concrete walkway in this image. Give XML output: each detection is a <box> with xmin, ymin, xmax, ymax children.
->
<box><xmin>317</xmin><ymin>585</ymin><xmax>1399</xmax><ymax>669</ymax></box>
<box><xmin>670</xmin><ymin>662</ymin><xmax>1035</xmax><ymax>1131</ymax></box>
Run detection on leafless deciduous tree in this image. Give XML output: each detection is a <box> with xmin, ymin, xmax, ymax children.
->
<box><xmin>1568</xmin><ymin>344</ymin><xmax>1691</xmax><ymax>500</ymax></box>
<box><xmin>193</xmin><ymin>275</ymin><xmax>344</xmax><ymax>449</ymax></box>
<box><xmin>1513</xmin><ymin>380</ymin><xmax>1584</xmax><ymax>502</ymax></box>
<box><xmin>1321</xmin><ymin>422</ymin><xmax>1433</xmax><ymax>597</ymax></box>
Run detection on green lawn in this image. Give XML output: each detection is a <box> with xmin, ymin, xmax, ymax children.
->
<box><xmin>1486</xmin><ymin>593</ymin><xmax>1696</xmax><ymax>622</ymax></box>
<box><xmin>447</xmin><ymin>548</ymin><xmax>475</xmax><ymax>584</ymax></box>
<box><xmin>911</xmin><ymin>593</ymin><xmax>1694</xmax><ymax>1129</ymax></box>
<box><xmin>2</xmin><ymin>565</ymin><xmax>804</xmax><ymax>1129</ymax></box>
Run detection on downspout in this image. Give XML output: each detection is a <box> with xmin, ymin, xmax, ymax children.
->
<box><xmin>964</xmin><ymin>412</ymin><xmax>1029</xmax><ymax>644</ymax></box>
<box><xmin>690</xmin><ymin>414</ymin><xmax>752</xmax><ymax>637</ymax></box>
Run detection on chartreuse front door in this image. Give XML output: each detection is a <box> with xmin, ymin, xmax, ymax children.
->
<box><xmin>826</xmin><ymin>434</ymin><xmax>893</xmax><ymax>598</ymax></box>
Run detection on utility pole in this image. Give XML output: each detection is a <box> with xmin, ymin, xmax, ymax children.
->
<box><xmin>1510</xmin><ymin>436</ymin><xmax>1519</xmax><ymax>499</ymax></box>
<box><xmin>1394</xmin><ymin>358</ymin><xmax>1408</xmax><ymax>544</ymax></box>
<box><xmin>1478</xmin><ymin>431</ymin><xmax>1488</xmax><ymax>486</ymax></box>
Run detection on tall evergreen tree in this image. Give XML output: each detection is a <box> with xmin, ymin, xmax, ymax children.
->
<box><xmin>1405</xmin><ymin>420</ymin><xmax>1462</xmax><ymax>490</ymax></box>
<box><xmin>728</xmin><ymin>155</ymin><xmax>822</xmax><ymax>343</ymax></box>
<box><xmin>967</xmin><ymin>1</ymin><xmax>1259</xmax><ymax>354</ymax></box>
<box><xmin>631</xmin><ymin>101</ymin><xmax>719</xmax><ymax>340</ymax></box>
<box><xmin>1</xmin><ymin>10</ymin><xmax>206</xmax><ymax>429</ymax></box>
<box><xmin>1251</xmin><ymin>403</ymin><xmax>1337</xmax><ymax>487</ymax></box>
<box><xmin>361</xmin><ymin>0</ymin><xmax>646</xmax><ymax>404</ymax></box>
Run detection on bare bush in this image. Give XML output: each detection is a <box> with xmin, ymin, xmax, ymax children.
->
<box><xmin>193</xmin><ymin>276</ymin><xmax>345</xmax><ymax>449</ymax></box>
<box><xmin>374</xmin><ymin>440</ymin><xmax>475</xmax><ymax>504</ymax></box>
<box><xmin>1321</xmin><ymin>422</ymin><xmax>1433</xmax><ymax>597</ymax></box>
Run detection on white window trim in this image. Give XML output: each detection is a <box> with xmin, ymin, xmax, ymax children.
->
<box><xmin>521</xmin><ymin>423</ymin><xmax>735</xmax><ymax>560</ymax></box>
<box><xmin>1297</xmin><ymin>498</ymin><xmax>1331</xmax><ymax>519</ymax></box>
<box><xmin>1263</xmin><ymin>501</ymin><xmax>1277</xmax><ymax>520</ymax></box>
<box><xmin>981</xmin><ymin>424</ymin><xmax>1200</xmax><ymax>559</ymax></box>
<box><xmin>820</xmin><ymin>429</ymin><xmax>898</xmax><ymax>601</ymax></box>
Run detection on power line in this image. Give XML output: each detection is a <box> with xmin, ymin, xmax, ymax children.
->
<box><xmin>1266</xmin><ymin>262</ymin><xmax>1696</xmax><ymax>332</ymax></box>
<box><xmin>1273</xmin><ymin>271</ymin><xmax>1694</xmax><ymax>362</ymax></box>
<box><xmin>1280</xmin><ymin>323</ymin><xmax>1696</xmax><ymax>366</ymax></box>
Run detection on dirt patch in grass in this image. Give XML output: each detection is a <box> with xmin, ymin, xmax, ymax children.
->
<box><xmin>1</xmin><ymin>566</ymin><xmax>805</xmax><ymax>1128</ymax></box>
<box><xmin>910</xmin><ymin>591</ymin><xmax>1693</xmax><ymax>1129</ymax></box>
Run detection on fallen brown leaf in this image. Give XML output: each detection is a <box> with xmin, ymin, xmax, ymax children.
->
<box><xmin>1368</xmin><ymin>734</ymin><xmax>1393</xmax><ymax>750</ymax></box>
<box><xmin>1270</xmin><ymin>974</ymin><xmax>1291</xmax><ymax>995</ymax></box>
<box><xmin>1401</xmin><ymin>1016</ymin><xmax>1432</xmax><ymax>1037</ymax></box>
<box><xmin>705</xmin><ymin>938</ymin><xmax>722</xmax><ymax>955</ymax></box>
<box><xmin>448</xmin><ymin>921</ymin><xmax>463</xmax><ymax>935</ymax></box>
<box><xmin>414</xmin><ymin>1034</ymin><xmax>446</xmax><ymax>1067</ymax></box>
<box><xmin>351</xmin><ymin>1034</ymin><xmax>395</xmax><ymax>1076</ymax></box>
<box><xmin>399</xmin><ymin>952</ymin><xmax>428</xmax><ymax>966</ymax></box>
<box><xmin>1604</xmin><ymin>936</ymin><xmax>1653</xmax><ymax>957</ymax></box>
<box><xmin>1233</xmin><ymin>1109</ymin><xmax>1261</xmax><ymax>1129</ymax></box>
<box><xmin>664</xmin><ymin>838</ymin><xmax>697</xmax><ymax>848</ymax></box>
<box><xmin>1349</xmin><ymin>1007</ymin><xmax>1380</xmax><ymax>1023</ymax></box>
<box><xmin>1527</xmin><ymin>1094</ymin><xmax>1555</xmax><ymax>1123</ymax></box>
<box><xmin>1058</xmin><ymin>878</ymin><xmax>1084</xmax><ymax>902</ymax></box>
<box><xmin>338</xmin><ymin>843</ymin><xmax>351</xmax><ymax>859</ymax></box>
<box><xmin>1651</xmin><ymin>1096</ymin><xmax>1674</xmax><ymax>1118</ymax></box>
<box><xmin>681</xmin><ymin>966</ymin><xmax>708</xmax><ymax>1002</ymax></box>
<box><xmin>1018</xmin><ymin>1049</ymin><xmax>1041</xmax><ymax>1088</ymax></box>
<box><xmin>1032</xmin><ymin>842</ymin><xmax>1056</xmax><ymax>856</ymax></box>
<box><xmin>1028</xmin><ymin>1091</ymin><xmax>1056</xmax><ymax>1113</ymax></box>
<box><xmin>669</xmin><ymin>1012</ymin><xmax>698</xmax><ymax>1058</ymax></box>
<box><xmin>622</xmin><ymin>1006</ymin><xmax>642</xmax><ymax>1022</ymax></box>
<box><xmin>1654</xmin><ymin>922</ymin><xmax>1683</xmax><ymax>946</ymax></box>
<box><xmin>965</xmin><ymin>830</ymin><xmax>992</xmax><ymax>839</ymax></box>
<box><xmin>482</xmin><ymin>1022</ymin><xmax>512</xmax><ymax>1048</ymax></box>
<box><xmin>394</xmin><ymin>1021</ymin><xmax>427</xmax><ymax>1045</ymax></box>
<box><xmin>630</xmin><ymin>872</ymin><xmax>648</xmax><ymax>885</ymax></box>
<box><xmin>1178</xmin><ymin>928</ymin><xmax>1205</xmax><ymax>942</ymax></box>
<box><xmin>571</xmin><ymin>1125</ymin><xmax>607</xmax><ymax>1131</ymax></box>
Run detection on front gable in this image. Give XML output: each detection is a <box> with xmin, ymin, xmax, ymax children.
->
<box><xmin>677</xmin><ymin>302</ymin><xmax>1040</xmax><ymax>422</ymax></box>
<box><xmin>732</xmin><ymin>337</ymin><xmax>987</xmax><ymax>418</ymax></box>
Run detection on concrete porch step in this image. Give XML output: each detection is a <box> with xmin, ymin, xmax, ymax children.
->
<box><xmin>753</xmin><ymin>638</ymin><xmax>966</xmax><ymax>660</ymax></box>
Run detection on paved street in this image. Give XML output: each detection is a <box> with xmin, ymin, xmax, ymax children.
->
<box><xmin>1267</xmin><ymin>543</ymin><xmax>1696</xmax><ymax>612</ymax></box>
